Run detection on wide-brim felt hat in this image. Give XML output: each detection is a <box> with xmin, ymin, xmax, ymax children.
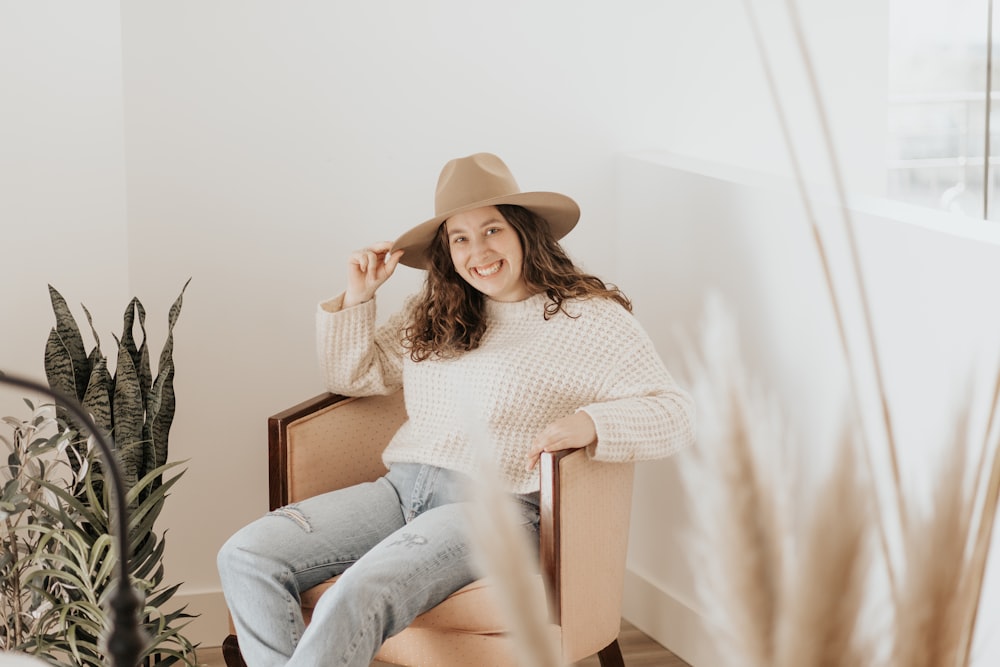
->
<box><xmin>393</xmin><ymin>152</ymin><xmax>580</xmax><ymax>269</ymax></box>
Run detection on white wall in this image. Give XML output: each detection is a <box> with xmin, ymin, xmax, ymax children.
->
<box><xmin>3</xmin><ymin>0</ymin><xmax>904</xmax><ymax>657</ymax></box>
<box><xmin>617</xmin><ymin>0</ymin><xmax>888</xmax><ymax>198</ymax></box>
<box><xmin>0</xmin><ymin>2</ymin><xmax>128</xmax><ymax>417</ymax></box>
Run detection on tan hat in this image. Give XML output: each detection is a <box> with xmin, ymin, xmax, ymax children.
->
<box><xmin>393</xmin><ymin>152</ymin><xmax>580</xmax><ymax>269</ymax></box>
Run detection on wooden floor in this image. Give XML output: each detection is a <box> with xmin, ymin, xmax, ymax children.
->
<box><xmin>197</xmin><ymin>619</ymin><xmax>690</xmax><ymax>666</ymax></box>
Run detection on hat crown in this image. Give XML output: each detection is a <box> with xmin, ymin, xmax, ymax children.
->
<box><xmin>434</xmin><ymin>153</ymin><xmax>520</xmax><ymax>216</ymax></box>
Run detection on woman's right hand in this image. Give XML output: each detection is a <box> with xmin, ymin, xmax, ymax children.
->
<box><xmin>343</xmin><ymin>242</ymin><xmax>405</xmax><ymax>308</ymax></box>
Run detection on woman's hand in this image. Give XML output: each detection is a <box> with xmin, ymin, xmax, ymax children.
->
<box><xmin>343</xmin><ymin>242</ymin><xmax>404</xmax><ymax>308</ymax></box>
<box><xmin>525</xmin><ymin>411</ymin><xmax>597</xmax><ymax>471</ymax></box>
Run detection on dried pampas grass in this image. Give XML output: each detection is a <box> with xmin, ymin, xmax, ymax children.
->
<box><xmin>891</xmin><ymin>411</ymin><xmax>978</xmax><ymax>667</ymax></box>
<box><xmin>773</xmin><ymin>431</ymin><xmax>872</xmax><ymax>667</ymax></box>
<box><xmin>684</xmin><ymin>296</ymin><xmax>1000</xmax><ymax>667</ymax></box>
<box><xmin>704</xmin><ymin>2</ymin><xmax>1000</xmax><ymax>664</ymax></box>
<box><xmin>459</xmin><ymin>395</ymin><xmax>563</xmax><ymax>667</ymax></box>
<box><xmin>681</xmin><ymin>295</ymin><xmax>783</xmax><ymax>667</ymax></box>
<box><xmin>682</xmin><ymin>295</ymin><xmax>873</xmax><ymax>667</ymax></box>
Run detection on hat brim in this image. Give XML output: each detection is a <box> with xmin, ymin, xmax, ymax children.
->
<box><xmin>392</xmin><ymin>191</ymin><xmax>580</xmax><ymax>269</ymax></box>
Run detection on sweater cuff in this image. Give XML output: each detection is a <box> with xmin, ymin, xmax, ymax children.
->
<box><xmin>318</xmin><ymin>292</ymin><xmax>377</xmax><ymax>315</ymax></box>
<box><xmin>318</xmin><ymin>293</ymin><xmax>345</xmax><ymax>313</ymax></box>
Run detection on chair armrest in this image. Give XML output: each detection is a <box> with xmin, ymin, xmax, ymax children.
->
<box><xmin>268</xmin><ymin>391</ymin><xmax>407</xmax><ymax>510</ymax></box>
<box><xmin>539</xmin><ymin>448</ymin><xmax>635</xmax><ymax>659</ymax></box>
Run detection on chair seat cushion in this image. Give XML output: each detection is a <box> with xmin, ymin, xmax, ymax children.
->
<box><xmin>300</xmin><ymin>574</ymin><xmax>549</xmax><ymax>635</ymax></box>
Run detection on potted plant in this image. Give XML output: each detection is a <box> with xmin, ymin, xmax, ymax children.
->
<box><xmin>0</xmin><ymin>281</ymin><xmax>197</xmax><ymax>666</ymax></box>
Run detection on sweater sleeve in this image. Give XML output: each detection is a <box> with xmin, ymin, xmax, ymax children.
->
<box><xmin>315</xmin><ymin>293</ymin><xmax>408</xmax><ymax>396</ymax></box>
<box><xmin>577</xmin><ymin>311</ymin><xmax>696</xmax><ymax>463</ymax></box>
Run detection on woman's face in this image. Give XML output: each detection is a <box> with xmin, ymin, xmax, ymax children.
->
<box><xmin>445</xmin><ymin>206</ymin><xmax>531</xmax><ymax>302</ymax></box>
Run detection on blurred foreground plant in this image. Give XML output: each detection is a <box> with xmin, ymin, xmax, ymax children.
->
<box><xmin>681</xmin><ymin>296</ymin><xmax>1000</xmax><ymax>667</ymax></box>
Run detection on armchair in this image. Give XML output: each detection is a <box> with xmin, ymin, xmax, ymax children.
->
<box><xmin>221</xmin><ymin>390</ymin><xmax>635</xmax><ymax>666</ymax></box>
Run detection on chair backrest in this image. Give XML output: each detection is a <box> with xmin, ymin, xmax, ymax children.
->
<box><xmin>268</xmin><ymin>391</ymin><xmax>407</xmax><ymax>509</ymax></box>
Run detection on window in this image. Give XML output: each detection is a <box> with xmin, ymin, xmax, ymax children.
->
<box><xmin>888</xmin><ymin>0</ymin><xmax>997</xmax><ymax>219</ymax></box>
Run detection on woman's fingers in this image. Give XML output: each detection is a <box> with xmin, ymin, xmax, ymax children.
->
<box><xmin>525</xmin><ymin>412</ymin><xmax>597</xmax><ymax>471</ymax></box>
<box><xmin>384</xmin><ymin>249</ymin><xmax>405</xmax><ymax>275</ymax></box>
<box><xmin>364</xmin><ymin>249</ymin><xmax>380</xmax><ymax>276</ymax></box>
<box><xmin>350</xmin><ymin>243</ymin><xmax>394</xmax><ymax>274</ymax></box>
<box><xmin>345</xmin><ymin>242</ymin><xmax>399</xmax><ymax>308</ymax></box>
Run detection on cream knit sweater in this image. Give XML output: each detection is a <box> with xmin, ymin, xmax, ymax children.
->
<box><xmin>317</xmin><ymin>292</ymin><xmax>695</xmax><ymax>494</ymax></box>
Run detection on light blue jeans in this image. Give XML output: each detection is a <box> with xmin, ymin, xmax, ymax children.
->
<box><xmin>217</xmin><ymin>463</ymin><xmax>540</xmax><ymax>667</ymax></box>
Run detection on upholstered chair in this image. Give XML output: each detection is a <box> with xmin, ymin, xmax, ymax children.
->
<box><xmin>222</xmin><ymin>390</ymin><xmax>635</xmax><ymax>667</ymax></box>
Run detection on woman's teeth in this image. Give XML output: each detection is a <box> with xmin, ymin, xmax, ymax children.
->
<box><xmin>474</xmin><ymin>261</ymin><xmax>502</xmax><ymax>277</ymax></box>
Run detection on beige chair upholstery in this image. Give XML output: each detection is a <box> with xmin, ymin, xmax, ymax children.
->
<box><xmin>222</xmin><ymin>390</ymin><xmax>635</xmax><ymax>667</ymax></box>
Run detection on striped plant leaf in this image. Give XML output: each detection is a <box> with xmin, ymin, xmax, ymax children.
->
<box><xmin>44</xmin><ymin>328</ymin><xmax>78</xmax><ymax>409</ymax></box>
<box><xmin>43</xmin><ymin>331</ymin><xmax>85</xmax><ymax>476</ymax></box>
<box><xmin>112</xmin><ymin>334</ymin><xmax>145</xmax><ymax>495</ymax></box>
<box><xmin>121</xmin><ymin>298</ymin><xmax>152</xmax><ymax>405</ymax></box>
<box><xmin>45</xmin><ymin>285</ymin><xmax>90</xmax><ymax>401</ymax></box>
<box><xmin>81</xmin><ymin>304</ymin><xmax>106</xmax><ymax>417</ymax></box>
<box><xmin>147</xmin><ymin>361</ymin><xmax>175</xmax><ymax>477</ymax></box>
<box><xmin>80</xmin><ymin>304</ymin><xmax>102</xmax><ymax>356</ymax></box>
<box><xmin>136</xmin><ymin>302</ymin><xmax>151</xmax><ymax>405</ymax></box>
<box><xmin>80</xmin><ymin>356</ymin><xmax>112</xmax><ymax>438</ymax></box>
<box><xmin>147</xmin><ymin>278</ymin><xmax>190</xmax><ymax>483</ymax></box>
<box><xmin>122</xmin><ymin>297</ymin><xmax>156</xmax><ymax>496</ymax></box>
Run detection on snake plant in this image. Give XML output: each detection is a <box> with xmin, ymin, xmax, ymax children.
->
<box><xmin>44</xmin><ymin>280</ymin><xmax>190</xmax><ymax>501</ymax></box>
<box><xmin>30</xmin><ymin>281</ymin><xmax>198</xmax><ymax>666</ymax></box>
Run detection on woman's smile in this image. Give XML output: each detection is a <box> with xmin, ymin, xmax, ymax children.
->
<box><xmin>471</xmin><ymin>260</ymin><xmax>503</xmax><ymax>277</ymax></box>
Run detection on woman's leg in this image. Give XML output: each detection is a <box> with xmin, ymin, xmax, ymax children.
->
<box><xmin>287</xmin><ymin>500</ymin><xmax>477</xmax><ymax>667</ymax></box>
<box><xmin>286</xmin><ymin>471</ymin><xmax>541</xmax><ymax>667</ymax></box>
<box><xmin>217</xmin><ymin>476</ymin><xmax>405</xmax><ymax>667</ymax></box>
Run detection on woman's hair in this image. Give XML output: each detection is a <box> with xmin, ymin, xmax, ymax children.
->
<box><xmin>402</xmin><ymin>204</ymin><xmax>631</xmax><ymax>361</ymax></box>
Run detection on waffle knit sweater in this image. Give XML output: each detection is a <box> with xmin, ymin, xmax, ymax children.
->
<box><xmin>317</xmin><ymin>292</ymin><xmax>695</xmax><ymax>494</ymax></box>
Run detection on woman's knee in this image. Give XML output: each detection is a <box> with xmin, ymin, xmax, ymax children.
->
<box><xmin>217</xmin><ymin>518</ymin><xmax>280</xmax><ymax>577</ymax></box>
<box><xmin>217</xmin><ymin>528</ymin><xmax>252</xmax><ymax>577</ymax></box>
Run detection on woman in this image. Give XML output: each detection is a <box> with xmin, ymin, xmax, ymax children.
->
<box><xmin>218</xmin><ymin>153</ymin><xmax>695</xmax><ymax>667</ymax></box>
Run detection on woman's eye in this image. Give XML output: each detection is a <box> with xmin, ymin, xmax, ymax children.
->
<box><xmin>451</xmin><ymin>236</ymin><xmax>466</xmax><ymax>244</ymax></box>
<box><xmin>486</xmin><ymin>227</ymin><xmax>500</xmax><ymax>236</ymax></box>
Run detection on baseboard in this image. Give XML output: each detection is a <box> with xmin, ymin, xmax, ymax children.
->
<box><xmin>621</xmin><ymin>568</ymin><xmax>722</xmax><ymax>667</ymax></box>
<box><xmin>167</xmin><ymin>590</ymin><xmax>230</xmax><ymax>650</ymax></box>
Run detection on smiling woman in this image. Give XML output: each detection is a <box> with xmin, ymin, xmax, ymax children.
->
<box><xmin>216</xmin><ymin>152</ymin><xmax>696</xmax><ymax>667</ymax></box>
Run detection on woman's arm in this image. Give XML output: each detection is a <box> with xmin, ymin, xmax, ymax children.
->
<box><xmin>315</xmin><ymin>294</ymin><xmax>409</xmax><ymax>396</ymax></box>
<box><xmin>315</xmin><ymin>243</ymin><xmax>408</xmax><ymax>396</ymax></box>
<box><xmin>527</xmin><ymin>302</ymin><xmax>695</xmax><ymax>467</ymax></box>
<box><xmin>579</xmin><ymin>321</ymin><xmax>696</xmax><ymax>463</ymax></box>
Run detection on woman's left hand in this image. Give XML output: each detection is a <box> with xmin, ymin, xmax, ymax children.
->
<box><xmin>525</xmin><ymin>412</ymin><xmax>597</xmax><ymax>471</ymax></box>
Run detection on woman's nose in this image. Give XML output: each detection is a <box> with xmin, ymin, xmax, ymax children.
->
<box><xmin>467</xmin><ymin>235</ymin><xmax>486</xmax><ymax>255</ymax></box>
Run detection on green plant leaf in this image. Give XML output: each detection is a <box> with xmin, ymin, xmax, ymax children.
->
<box><xmin>145</xmin><ymin>582</ymin><xmax>181</xmax><ymax>609</ymax></box>
<box><xmin>80</xmin><ymin>356</ymin><xmax>113</xmax><ymax>438</ymax></box>
<box><xmin>112</xmin><ymin>333</ymin><xmax>145</xmax><ymax>495</ymax></box>
<box><xmin>126</xmin><ymin>465</ymin><xmax>184</xmax><ymax>541</ymax></box>
<box><xmin>147</xmin><ymin>279</ymin><xmax>190</xmax><ymax>483</ymax></box>
<box><xmin>44</xmin><ymin>328</ymin><xmax>75</xmax><ymax>399</ymax></box>
<box><xmin>121</xmin><ymin>298</ymin><xmax>152</xmax><ymax>408</ymax></box>
<box><xmin>45</xmin><ymin>286</ymin><xmax>91</xmax><ymax>402</ymax></box>
<box><xmin>80</xmin><ymin>303</ymin><xmax>102</xmax><ymax>354</ymax></box>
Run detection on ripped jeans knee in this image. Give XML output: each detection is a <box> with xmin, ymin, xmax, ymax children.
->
<box><xmin>269</xmin><ymin>503</ymin><xmax>313</xmax><ymax>533</ymax></box>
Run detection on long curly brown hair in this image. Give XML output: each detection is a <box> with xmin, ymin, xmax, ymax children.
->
<box><xmin>402</xmin><ymin>204</ymin><xmax>631</xmax><ymax>361</ymax></box>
